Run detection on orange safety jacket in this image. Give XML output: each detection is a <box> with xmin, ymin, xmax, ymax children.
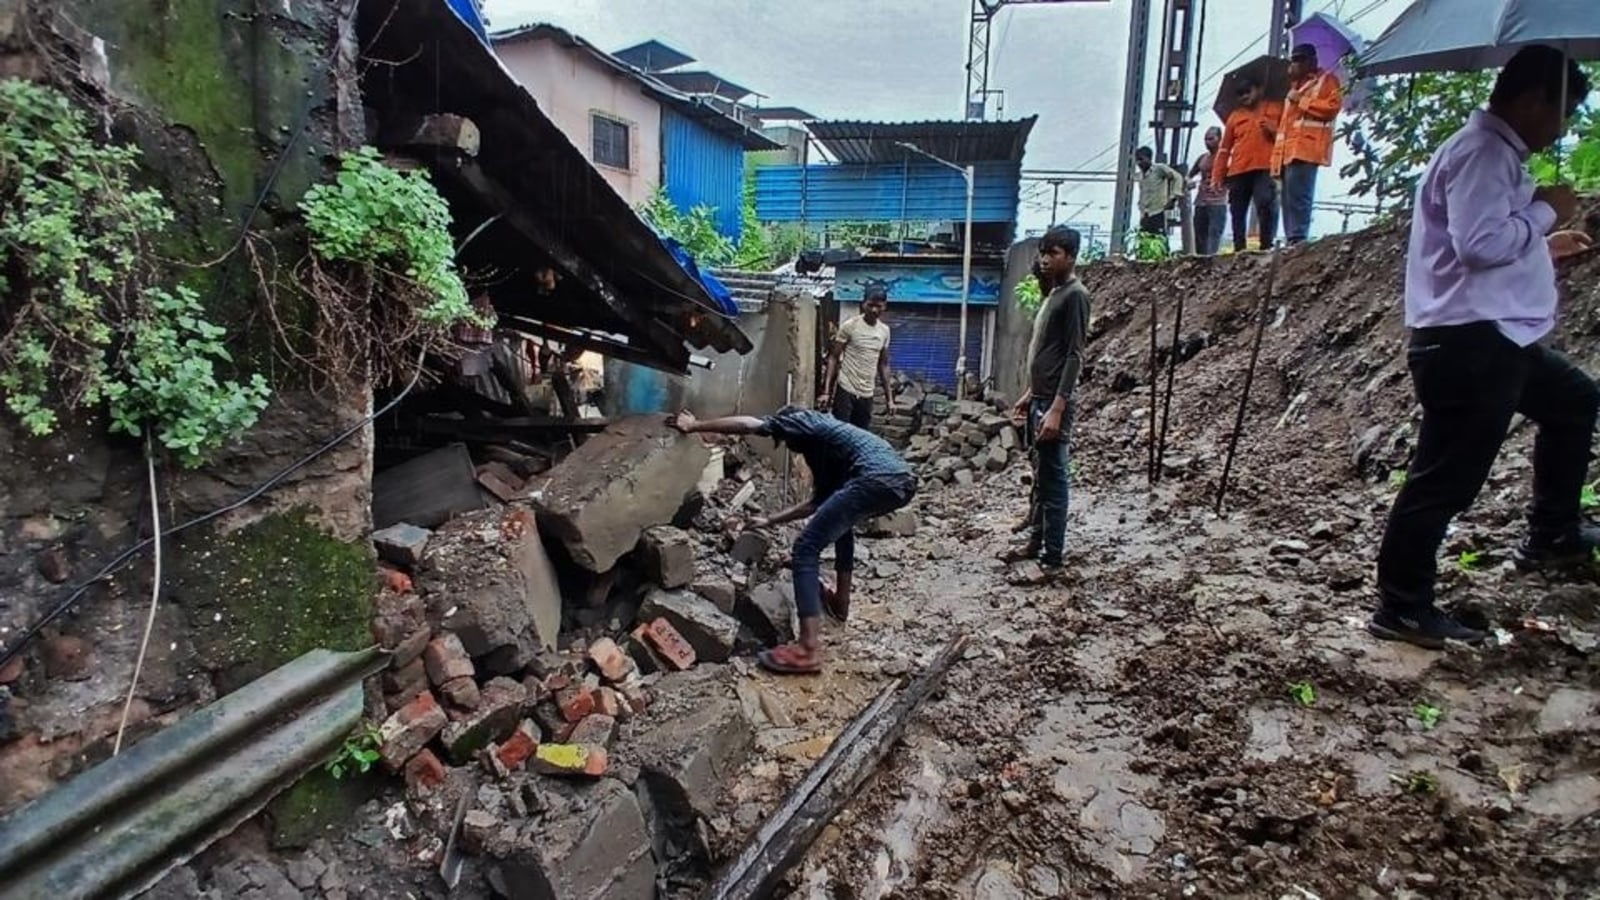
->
<box><xmin>1272</xmin><ymin>70</ymin><xmax>1343</xmax><ymax>175</ymax></box>
<box><xmin>1211</xmin><ymin>100</ymin><xmax>1284</xmax><ymax>185</ymax></box>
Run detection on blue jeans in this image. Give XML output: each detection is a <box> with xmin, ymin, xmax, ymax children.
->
<box><xmin>1029</xmin><ymin>397</ymin><xmax>1073</xmax><ymax>566</ymax></box>
<box><xmin>1281</xmin><ymin>161</ymin><xmax>1318</xmax><ymax>244</ymax></box>
<box><xmin>792</xmin><ymin>473</ymin><xmax>917</xmax><ymax>618</ymax></box>
<box><xmin>1193</xmin><ymin>204</ymin><xmax>1226</xmax><ymax>256</ymax></box>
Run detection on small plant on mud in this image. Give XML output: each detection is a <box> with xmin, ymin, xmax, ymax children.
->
<box><xmin>1390</xmin><ymin>770</ymin><xmax>1440</xmax><ymax>795</ymax></box>
<box><xmin>1456</xmin><ymin>550</ymin><xmax>1483</xmax><ymax>572</ymax></box>
<box><xmin>1126</xmin><ymin>231</ymin><xmax>1171</xmax><ymax>262</ymax></box>
<box><xmin>1388</xmin><ymin>469</ymin><xmax>1409</xmax><ymax>489</ymax></box>
<box><xmin>295</xmin><ymin>146</ymin><xmax>483</xmax><ymax>388</ymax></box>
<box><xmin>1287</xmin><ymin>681</ymin><xmax>1317</xmax><ymax>707</ymax></box>
<box><xmin>1414</xmin><ymin>702</ymin><xmax>1444</xmax><ymax>731</ymax></box>
<box><xmin>325</xmin><ymin>723</ymin><xmax>383</xmax><ymax>780</ymax></box>
<box><xmin>0</xmin><ymin>78</ymin><xmax>269</xmax><ymax>463</ymax></box>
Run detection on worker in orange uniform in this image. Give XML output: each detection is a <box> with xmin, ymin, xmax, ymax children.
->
<box><xmin>1210</xmin><ymin>74</ymin><xmax>1284</xmax><ymax>253</ymax></box>
<box><xmin>1273</xmin><ymin>44</ymin><xmax>1344</xmax><ymax>246</ymax></box>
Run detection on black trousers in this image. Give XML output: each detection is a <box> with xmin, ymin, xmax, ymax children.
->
<box><xmin>831</xmin><ymin>388</ymin><xmax>874</xmax><ymax>429</ymax></box>
<box><xmin>1377</xmin><ymin>323</ymin><xmax>1600</xmax><ymax>613</ymax></box>
<box><xmin>1226</xmin><ymin>170</ymin><xmax>1277</xmax><ymax>252</ymax></box>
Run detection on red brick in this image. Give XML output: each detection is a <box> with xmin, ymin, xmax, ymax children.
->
<box><xmin>380</xmin><ymin>566</ymin><xmax>413</xmax><ymax>595</ymax></box>
<box><xmin>640</xmin><ymin>618</ymin><xmax>697</xmax><ymax>671</ymax></box>
<box><xmin>588</xmin><ymin>637</ymin><xmax>636</xmax><ymax>683</ymax></box>
<box><xmin>403</xmin><ymin>748</ymin><xmax>447</xmax><ymax>794</ymax></box>
<box><xmin>423</xmin><ymin>633</ymin><xmax>475</xmax><ymax>686</ymax></box>
<box><xmin>35</xmin><ymin>547</ymin><xmax>70</xmax><ymax>584</ymax></box>
<box><xmin>556</xmin><ymin>684</ymin><xmax>595</xmax><ymax>723</ymax></box>
<box><xmin>440</xmin><ymin>676</ymin><xmax>482</xmax><ymax>710</ymax></box>
<box><xmin>382</xmin><ymin>658</ymin><xmax>428</xmax><ymax>696</ymax></box>
<box><xmin>370</xmin><ymin>615</ymin><xmax>409</xmax><ymax>650</ymax></box>
<box><xmin>379</xmin><ymin>690</ymin><xmax>447</xmax><ymax>770</ymax></box>
<box><xmin>494</xmin><ymin>724</ymin><xmax>539</xmax><ymax>772</ymax></box>
<box><xmin>568</xmin><ymin>714</ymin><xmax>617</xmax><ymax>749</ymax></box>
<box><xmin>531</xmin><ymin>743</ymin><xmax>608</xmax><ymax>778</ymax></box>
<box><xmin>543</xmin><ymin>672</ymin><xmax>573</xmax><ymax>693</ymax></box>
<box><xmin>595</xmin><ymin>687</ymin><xmax>623</xmax><ymax>719</ymax></box>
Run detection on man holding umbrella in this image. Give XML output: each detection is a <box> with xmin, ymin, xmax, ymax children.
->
<box><xmin>1210</xmin><ymin>74</ymin><xmax>1284</xmax><ymax>252</ymax></box>
<box><xmin>1273</xmin><ymin>44</ymin><xmax>1344</xmax><ymax>245</ymax></box>
<box><xmin>1372</xmin><ymin>46</ymin><xmax>1595</xmax><ymax>649</ymax></box>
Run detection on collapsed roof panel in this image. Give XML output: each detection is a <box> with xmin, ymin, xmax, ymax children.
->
<box><xmin>359</xmin><ymin>0</ymin><xmax>751</xmax><ymax>372</ymax></box>
<box><xmin>807</xmin><ymin>117</ymin><xmax>1038</xmax><ymax>165</ymax></box>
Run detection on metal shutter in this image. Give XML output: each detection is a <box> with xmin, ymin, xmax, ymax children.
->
<box><xmin>885</xmin><ymin>307</ymin><xmax>984</xmax><ymax>393</ymax></box>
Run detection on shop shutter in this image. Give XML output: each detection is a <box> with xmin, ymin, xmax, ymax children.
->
<box><xmin>884</xmin><ymin>306</ymin><xmax>984</xmax><ymax>393</ymax></box>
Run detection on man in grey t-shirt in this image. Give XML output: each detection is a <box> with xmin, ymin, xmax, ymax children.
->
<box><xmin>1007</xmin><ymin>226</ymin><xmax>1090</xmax><ymax>571</ymax></box>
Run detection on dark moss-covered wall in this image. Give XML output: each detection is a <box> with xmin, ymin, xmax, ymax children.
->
<box><xmin>0</xmin><ymin>0</ymin><xmax>376</xmax><ymax>817</ymax></box>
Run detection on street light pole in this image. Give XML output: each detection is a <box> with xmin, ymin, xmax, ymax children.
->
<box><xmin>895</xmin><ymin>141</ymin><xmax>976</xmax><ymax>395</ymax></box>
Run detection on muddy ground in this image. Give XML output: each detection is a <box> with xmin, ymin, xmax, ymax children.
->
<box><xmin>725</xmin><ymin>226</ymin><xmax>1600</xmax><ymax>899</ymax></box>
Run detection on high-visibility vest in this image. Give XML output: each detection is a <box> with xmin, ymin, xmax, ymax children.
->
<box><xmin>1272</xmin><ymin>70</ymin><xmax>1343</xmax><ymax>175</ymax></box>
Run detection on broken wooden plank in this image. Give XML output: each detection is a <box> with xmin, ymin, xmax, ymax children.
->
<box><xmin>704</xmin><ymin>633</ymin><xmax>970</xmax><ymax>900</ymax></box>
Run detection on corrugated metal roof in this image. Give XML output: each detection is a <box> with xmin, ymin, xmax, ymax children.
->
<box><xmin>754</xmin><ymin>161</ymin><xmax>1022</xmax><ymax>223</ymax></box>
<box><xmin>490</xmin><ymin>24</ymin><xmax>779</xmax><ymax>151</ymax></box>
<box><xmin>745</xmin><ymin>106</ymin><xmax>819</xmax><ymax>123</ymax></box>
<box><xmin>807</xmin><ymin>118</ymin><xmax>1037</xmax><ymax>165</ymax></box>
<box><xmin>612</xmin><ymin>39</ymin><xmax>695</xmax><ymax>72</ymax></box>
<box><xmin>653</xmin><ymin>70</ymin><xmax>754</xmax><ymax>101</ymax></box>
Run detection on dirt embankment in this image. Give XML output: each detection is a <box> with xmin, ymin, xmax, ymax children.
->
<box><xmin>784</xmin><ymin>221</ymin><xmax>1600</xmax><ymax>898</ymax></box>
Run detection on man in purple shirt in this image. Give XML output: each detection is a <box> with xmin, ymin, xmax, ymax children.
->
<box><xmin>1373</xmin><ymin>46</ymin><xmax>1594</xmax><ymax>650</ymax></box>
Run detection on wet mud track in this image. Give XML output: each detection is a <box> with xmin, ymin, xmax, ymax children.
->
<box><xmin>756</xmin><ymin>476</ymin><xmax>1600</xmax><ymax>899</ymax></box>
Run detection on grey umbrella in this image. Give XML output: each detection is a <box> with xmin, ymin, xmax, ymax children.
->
<box><xmin>1359</xmin><ymin>0</ymin><xmax>1600</xmax><ymax>75</ymax></box>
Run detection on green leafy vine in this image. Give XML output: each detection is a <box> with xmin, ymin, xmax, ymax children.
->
<box><xmin>294</xmin><ymin>146</ymin><xmax>483</xmax><ymax>387</ymax></box>
<box><xmin>0</xmin><ymin>78</ymin><xmax>269</xmax><ymax>466</ymax></box>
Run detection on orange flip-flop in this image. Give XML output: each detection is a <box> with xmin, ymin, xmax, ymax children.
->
<box><xmin>758</xmin><ymin>643</ymin><xmax>822</xmax><ymax>675</ymax></box>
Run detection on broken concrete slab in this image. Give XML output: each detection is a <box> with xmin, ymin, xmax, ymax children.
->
<box><xmin>639</xmin><ymin>525</ymin><xmax>695</xmax><ymax>589</ymax></box>
<box><xmin>484</xmin><ymin>778</ymin><xmax>655</xmax><ymax>899</ymax></box>
<box><xmin>536</xmin><ymin>417</ymin><xmax>711</xmax><ymax>573</ymax></box>
<box><xmin>740</xmin><ymin>581</ymin><xmax>797</xmax><ymax>646</ymax></box>
<box><xmin>624</xmin><ymin>693</ymin><xmax>754</xmax><ymax>823</ymax></box>
<box><xmin>639</xmin><ymin>589</ymin><xmax>741</xmax><ymax>664</ymax></box>
<box><xmin>418</xmin><ymin>506</ymin><xmax>562</xmax><ymax>673</ymax></box>
<box><xmin>372</xmin><ymin>522</ymin><xmax>431</xmax><ymax>568</ymax></box>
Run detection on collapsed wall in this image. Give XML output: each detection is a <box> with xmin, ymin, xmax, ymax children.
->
<box><xmin>0</xmin><ymin>0</ymin><xmax>373</xmax><ymax>831</ymax></box>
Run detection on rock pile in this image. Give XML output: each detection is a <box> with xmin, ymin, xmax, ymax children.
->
<box><xmin>901</xmin><ymin>397</ymin><xmax>1024</xmax><ymax>485</ymax></box>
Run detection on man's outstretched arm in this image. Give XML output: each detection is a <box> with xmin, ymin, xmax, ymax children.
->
<box><xmin>667</xmin><ymin>410</ymin><xmax>764</xmax><ymax>435</ymax></box>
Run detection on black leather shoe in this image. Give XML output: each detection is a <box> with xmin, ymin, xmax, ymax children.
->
<box><xmin>1368</xmin><ymin>606</ymin><xmax>1487</xmax><ymax>650</ymax></box>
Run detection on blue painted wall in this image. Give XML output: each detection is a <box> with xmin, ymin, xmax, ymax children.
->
<box><xmin>662</xmin><ymin>110</ymin><xmax>745</xmax><ymax>241</ymax></box>
<box><xmin>754</xmin><ymin>161</ymin><xmax>1021</xmax><ymax>223</ymax></box>
<box><xmin>833</xmin><ymin>262</ymin><xmax>1002</xmax><ymax>306</ymax></box>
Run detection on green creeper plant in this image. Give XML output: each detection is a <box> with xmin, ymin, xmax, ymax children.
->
<box><xmin>1015</xmin><ymin>276</ymin><xmax>1044</xmax><ymax>316</ymax></box>
<box><xmin>1580</xmin><ymin>481</ymin><xmax>1599</xmax><ymax>511</ymax></box>
<box><xmin>1288</xmin><ymin>681</ymin><xmax>1317</xmax><ymax>707</ymax></box>
<box><xmin>325</xmin><ymin>723</ymin><xmax>383</xmax><ymax>780</ymax></box>
<box><xmin>0</xmin><ymin>78</ymin><xmax>269</xmax><ymax>465</ymax></box>
<box><xmin>299</xmin><ymin>146</ymin><xmax>475</xmax><ymax>327</ymax></box>
<box><xmin>1414</xmin><ymin>702</ymin><xmax>1444</xmax><ymax>731</ymax></box>
<box><xmin>638</xmin><ymin>186</ymin><xmax>735</xmax><ymax>266</ymax></box>
<box><xmin>1457</xmin><ymin>549</ymin><xmax>1483</xmax><ymax>571</ymax></box>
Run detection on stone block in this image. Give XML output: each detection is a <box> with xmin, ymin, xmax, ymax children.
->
<box><xmin>372</xmin><ymin>523</ymin><xmax>431</xmax><ymax>568</ymax></box>
<box><xmin>379</xmin><ymin>690</ymin><xmax>447</xmax><ymax>770</ymax></box>
<box><xmin>418</xmin><ymin>507</ymin><xmax>562</xmax><ymax>674</ymax></box>
<box><xmin>638</xmin><ymin>589</ymin><xmax>740</xmax><ymax>664</ymax></box>
<box><xmin>382</xmin><ymin>658</ymin><xmax>428</xmax><ymax>697</ymax></box>
<box><xmin>484</xmin><ymin>779</ymin><xmax>655</xmax><ymax>899</ymax></box>
<box><xmin>739</xmin><ymin>582</ymin><xmax>796</xmax><ymax>645</ymax></box>
<box><xmin>625</xmin><ymin>695</ymin><xmax>753</xmax><ymax>824</ymax></box>
<box><xmin>730</xmin><ymin>531</ymin><xmax>771</xmax><ymax>567</ymax></box>
<box><xmin>390</xmin><ymin>625</ymin><xmax>432</xmax><ymax>669</ymax></box>
<box><xmin>440</xmin><ymin>676</ymin><xmax>482</xmax><ymax>711</ymax></box>
<box><xmin>999</xmin><ymin>425</ymin><xmax>1019</xmax><ymax>451</ymax></box>
<box><xmin>638</xmin><ymin>525</ymin><xmax>695</xmax><ymax>589</ymax></box>
<box><xmin>535</xmin><ymin>418</ymin><xmax>711</xmax><ymax>573</ymax></box>
<box><xmin>441</xmin><ymin>677</ymin><xmax>528</xmax><ymax>765</ymax></box>
<box><xmin>692</xmin><ymin>575</ymin><xmax>738</xmax><ymax>615</ymax></box>
<box><xmin>423</xmin><ymin>632</ymin><xmax>475</xmax><ymax>686</ymax></box>
<box><xmin>864</xmin><ymin>509</ymin><xmax>918</xmax><ymax>538</ymax></box>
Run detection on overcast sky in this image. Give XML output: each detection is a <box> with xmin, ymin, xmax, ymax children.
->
<box><xmin>482</xmin><ymin>0</ymin><xmax>1417</xmax><ymax>240</ymax></box>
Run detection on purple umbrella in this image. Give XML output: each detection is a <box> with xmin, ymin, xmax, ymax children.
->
<box><xmin>1291</xmin><ymin>12</ymin><xmax>1371</xmax><ymax>113</ymax></box>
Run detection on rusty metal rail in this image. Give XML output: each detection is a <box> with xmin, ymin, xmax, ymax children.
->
<box><xmin>0</xmin><ymin>647</ymin><xmax>385</xmax><ymax>900</ymax></box>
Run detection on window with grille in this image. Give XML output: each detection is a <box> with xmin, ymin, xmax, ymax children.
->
<box><xmin>591</xmin><ymin>114</ymin><xmax>630</xmax><ymax>170</ymax></box>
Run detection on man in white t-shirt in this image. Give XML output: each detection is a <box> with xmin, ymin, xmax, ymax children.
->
<box><xmin>820</xmin><ymin>284</ymin><xmax>893</xmax><ymax>428</ymax></box>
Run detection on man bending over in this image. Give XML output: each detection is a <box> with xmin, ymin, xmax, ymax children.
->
<box><xmin>667</xmin><ymin>406</ymin><xmax>917</xmax><ymax>674</ymax></box>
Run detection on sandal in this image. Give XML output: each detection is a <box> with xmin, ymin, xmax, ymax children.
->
<box><xmin>758</xmin><ymin>643</ymin><xmax>822</xmax><ymax>675</ymax></box>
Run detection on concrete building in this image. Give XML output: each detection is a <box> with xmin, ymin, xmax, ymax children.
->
<box><xmin>490</xmin><ymin>26</ymin><xmax>779</xmax><ymax>240</ymax></box>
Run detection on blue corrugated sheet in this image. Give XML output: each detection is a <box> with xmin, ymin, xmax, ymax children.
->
<box><xmin>833</xmin><ymin>262</ymin><xmax>1002</xmax><ymax>306</ymax></box>
<box><xmin>754</xmin><ymin>162</ymin><xmax>1021</xmax><ymax>223</ymax></box>
<box><xmin>663</xmin><ymin>110</ymin><xmax>745</xmax><ymax>241</ymax></box>
<box><xmin>883</xmin><ymin>307</ymin><xmax>986</xmax><ymax>393</ymax></box>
